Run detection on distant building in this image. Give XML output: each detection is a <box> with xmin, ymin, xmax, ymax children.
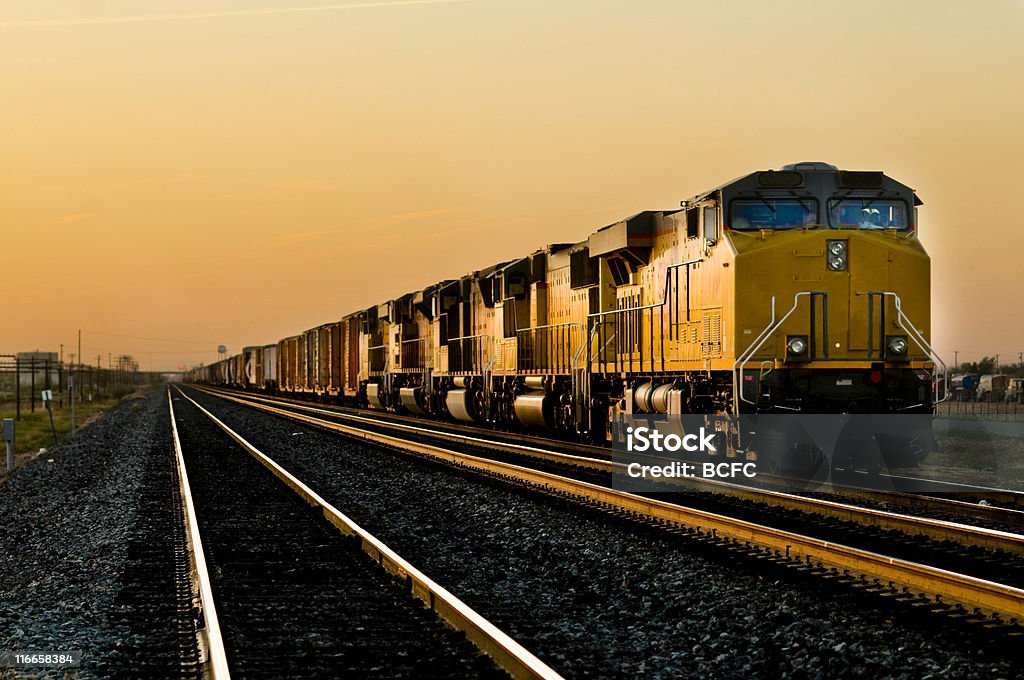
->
<box><xmin>16</xmin><ymin>351</ymin><xmax>58</xmax><ymax>363</ymax></box>
<box><xmin>14</xmin><ymin>351</ymin><xmax>61</xmax><ymax>387</ymax></box>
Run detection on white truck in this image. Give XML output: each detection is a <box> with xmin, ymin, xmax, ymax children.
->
<box><xmin>977</xmin><ymin>374</ymin><xmax>1008</xmax><ymax>402</ymax></box>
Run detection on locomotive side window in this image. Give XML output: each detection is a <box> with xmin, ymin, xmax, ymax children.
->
<box><xmin>506</xmin><ymin>271</ymin><xmax>527</xmax><ymax>299</ymax></box>
<box><xmin>729</xmin><ymin>199</ymin><xmax>817</xmax><ymax>230</ymax></box>
<box><xmin>703</xmin><ymin>206</ymin><xmax>717</xmax><ymax>242</ymax></box>
<box><xmin>686</xmin><ymin>208</ymin><xmax>699</xmax><ymax>239</ymax></box>
<box><xmin>828</xmin><ymin>199</ymin><xmax>908</xmax><ymax>230</ymax></box>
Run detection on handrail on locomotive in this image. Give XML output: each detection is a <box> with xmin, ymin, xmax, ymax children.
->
<box><xmin>585</xmin><ymin>260</ymin><xmax>703</xmax><ymax>376</ymax></box>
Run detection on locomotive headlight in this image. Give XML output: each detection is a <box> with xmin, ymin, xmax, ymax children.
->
<box><xmin>886</xmin><ymin>335</ymin><xmax>908</xmax><ymax>357</ymax></box>
<box><xmin>826</xmin><ymin>240</ymin><xmax>847</xmax><ymax>271</ymax></box>
<box><xmin>787</xmin><ymin>335</ymin><xmax>809</xmax><ymax>358</ymax></box>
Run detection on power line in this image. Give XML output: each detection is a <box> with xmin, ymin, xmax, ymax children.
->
<box><xmin>80</xmin><ymin>345</ymin><xmax>226</xmax><ymax>355</ymax></box>
<box><xmin>81</xmin><ymin>330</ymin><xmax>243</xmax><ymax>345</ymax></box>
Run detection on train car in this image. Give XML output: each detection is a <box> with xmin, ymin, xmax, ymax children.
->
<box><xmin>315</xmin><ymin>321</ymin><xmax>341</xmax><ymax>399</ymax></box>
<box><xmin>375</xmin><ymin>290</ymin><xmax>436</xmax><ymax>414</ymax></box>
<box><xmin>298</xmin><ymin>326</ymin><xmax>318</xmax><ymax>396</ymax></box>
<box><xmin>262</xmin><ymin>343</ymin><xmax>278</xmax><ymax>393</ymax></box>
<box><xmin>242</xmin><ymin>346</ymin><xmax>262</xmax><ymax>390</ymax></box>
<box><xmin>491</xmin><ymin>243</ymin><xmax>591</xmax><ymax>431</ymax></box>
<box><xmin>430</xmin><ymin>267</ymin><xmax>506</xmax><ymax>422</ymax></box>
<box><xmin>221</xmin><ymin>356</ymin><xmax>236</xmax><ymax>387</ymax></box>
<box><xmin>277</xmin><ymin>335</ymin><xmax>301</xmax><ymax>394</ymax></box>
<box><xmin>344</xmin><ymin>315</ymin><xmax>362</xmax><ymax>398</ymax></box>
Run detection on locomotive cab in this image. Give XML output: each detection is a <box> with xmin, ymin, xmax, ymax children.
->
<box><xmin>724</xmin><ymin>163</ymin><xmax>943</xmax><ymax>470</ymax></box>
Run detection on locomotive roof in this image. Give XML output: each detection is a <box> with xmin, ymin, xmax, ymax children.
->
<box><xmin>686</xmin><ymin>162</ymin><xmax>922</xmax><ymax>206</ymax></box>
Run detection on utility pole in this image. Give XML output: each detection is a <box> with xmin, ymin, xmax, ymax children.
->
<box><xmin>77</xmin><ymin>329</ymin><xmax>82</xmax><ymax>402</ymax></box>
<box><xmin>3</xmin><ymin>419</ymin><xmax>14</xmax><ymax>473</ymax></box>
<box><xmin>954</xmin><ymin>350</ymin><xmax>959</xmax><ymax>372</ymax></box>
<box><xmin>15</xmin><ymin>355</ymin><xmax>20</xmax><ymax>421</ymax></box>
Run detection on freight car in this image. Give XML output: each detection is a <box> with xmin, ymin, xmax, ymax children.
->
<box><xmin>187</xmin><ymin>162</ymin><xmax>946</xmax><ymax>473</ymax></box>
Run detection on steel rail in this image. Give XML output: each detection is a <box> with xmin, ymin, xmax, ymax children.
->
<box><xmin>183</xmin><ymin>386</ymin><xmax>1024</xmax><ymax>622</ymax></box>
<box><xmin>883</xmin><ymin>472</ymin><xmax>1024</xmax><ymax>505</ymax></box>
<box><xmin>168</xmin><ymin>391</ymin><xmax>231</xmax><ymax>680</ymax></box>
<box><xmin>173</xmin><ymin>387</ymin><xmax>563</xmax><ymax>680</ymax></box>
<box><xmin>780</xmin><ymin>474</ymin><xmax>1024</xmax><ymax>529</ymax></box>
<box><xmin>195</xmin><ymin>386</ymin><xmax>1024</xmax><ymax>556</ymax></box>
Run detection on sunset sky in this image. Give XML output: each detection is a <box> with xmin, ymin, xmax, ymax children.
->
<box><xmin>2</xmin><ymin>0</ymin><xmax>1022</xmax><ymax>371</ymax></box>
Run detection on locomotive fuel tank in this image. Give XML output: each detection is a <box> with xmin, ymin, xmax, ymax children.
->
<box><xmin>446</xmin><ymin>388</ymin><xmax>478</xmax><ymax>422</ymax></box>
<box><xmin>514</xmin><ymin>392</ymin><xmax>555</xmax><ymax>429</ymax></box>
<box><xmin>399</xmin><ymin>386</ymin><xmax>428</xmax><ymax>414</ymax></box>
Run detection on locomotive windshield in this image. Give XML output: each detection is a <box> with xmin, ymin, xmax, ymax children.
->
<box><xmin>729</xmin><ymin>199</ymin><xmax>817</xmax><ymax>230</ymax></box>
<box><xmin>829</xmin><ymin>199</ymin><xmax>908</xmax><ymax>230</ymax></box>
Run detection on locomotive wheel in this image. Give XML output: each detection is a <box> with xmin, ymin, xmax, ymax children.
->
<box><xmin>472</xmin><ymin>389</ymin><xmax>487</xmax><ymax>423</ymax></box>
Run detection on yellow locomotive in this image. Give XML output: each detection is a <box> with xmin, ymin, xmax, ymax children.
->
<box><xmin>191</xmin><ymin>162</ymin><xmax>945</xmax><ymax>470</ymax></box>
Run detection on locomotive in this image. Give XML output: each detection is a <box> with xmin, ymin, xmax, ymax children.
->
<box><xmin>188</xmin><ymin>162</ymin><xmax>946</xmax><ymax>472</ymax></box>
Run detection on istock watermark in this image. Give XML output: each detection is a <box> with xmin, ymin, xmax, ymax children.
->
<box><xmin>625</xmin><ymin>460</ymin><xmax>757</xmax><ymax>480</ymax></box>
<box><xmin>610</xmin><ymin>413</ymin><xmax>1024</xmax><ymax>495</ymax></box>
<box><xmin>624</xmin><ymin>425</ymin><xmax>717</xmax><ymax>453</ymax></box>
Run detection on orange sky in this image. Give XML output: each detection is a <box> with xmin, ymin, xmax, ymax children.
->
<box><xmin>2</xmin><ymin>0</ymin><xmax>1022</xmax><ymax>371</ymax></box>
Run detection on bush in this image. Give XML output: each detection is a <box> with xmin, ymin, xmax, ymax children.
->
<box><xmin>109</xmin><ymin>385</ymin><xmax>136</xmax><ymax>400</ymax></box>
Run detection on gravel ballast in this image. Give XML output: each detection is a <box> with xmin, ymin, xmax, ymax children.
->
<box><xmin>171</xmin><ymin>393</ymin><xmax>506</xmax><ymax>678</ymax></box>
<box><xmin>183</xmin><ymin>387</ymin><xmax>1020</xmax><ymax>680</ymax></box>
<box><xmin>0</xmin><ymin>388</ymin><xmax>188</xmax><ymax>678</ymax></box>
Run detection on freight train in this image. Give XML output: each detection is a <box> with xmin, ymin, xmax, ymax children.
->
<box><xmin>187</xmin><ymin>162</ymin><xmax>946</xmax><ymax>473</ymax></box>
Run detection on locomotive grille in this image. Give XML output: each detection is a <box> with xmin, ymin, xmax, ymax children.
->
<box><xmin>701</xmin><ymin>311</ymin><xmax>722</xmax><ymax>358</ymax></box>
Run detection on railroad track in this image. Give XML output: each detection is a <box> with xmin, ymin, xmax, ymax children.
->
<box><xmin>198</xmin><ymin>388</ymin><xmax>1024</xmax><ymax>519</ymax></box>
<box><xmin>188</xmin><ymin>385</ymin><xmax>1024</xmax><ymax>628</ymax></box>
<box><xmin>169</xmin><ymin>388</ymin><xmax>561</xmax><ymax>679</ymax></box>
<box><xmin>197</xmin><ymin>386</ymin><xmax>1024</xmax><ymax>550</ymax></box>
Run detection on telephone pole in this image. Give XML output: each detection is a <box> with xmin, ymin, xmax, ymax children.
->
<box><xmin>77</xmin><ymin>329</ymin><xmax>82</xmax><ymax>400</ymax></box>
